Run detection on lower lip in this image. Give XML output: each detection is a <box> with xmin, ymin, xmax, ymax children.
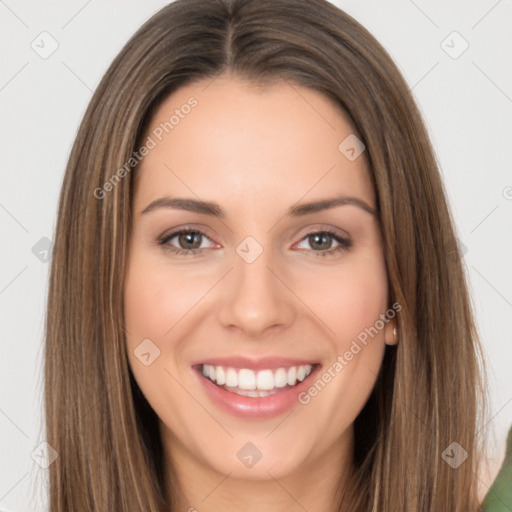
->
<box><xmin>195</xmin><ymin>366</ymin><xmax>321</xmax><ymax>419</ymax></box>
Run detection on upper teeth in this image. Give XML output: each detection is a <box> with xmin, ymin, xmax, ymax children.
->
<box><xmin>202</xmin><ymin>364</ymin><xmax>313</xmax><ymax>390</ymax></box>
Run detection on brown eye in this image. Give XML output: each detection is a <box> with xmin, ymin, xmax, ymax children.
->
<box><xmin>295</xmin><ymin>230</ymin><xmax>352</xmax><ymax>257</ymax></box>
<box><xmin>158</xmin><ymin>228</ymin><xmax>216</xmax><ymax>256</ymax></box>
<box><xmin>177</xmin><ymin>231</ymin><xmax>203</xmax><ymax>250</ymax></box>
<box><xmin>308</xmin><ymin>232</ymin><xmax>334</xmax><ymax>251</ymax></box>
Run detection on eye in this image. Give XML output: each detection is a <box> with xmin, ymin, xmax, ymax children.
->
<box><xmin>156</xmin><ymin>227</ymin><xmax>352</xmax><ymax>258</ymax></box>
<box><xmin>157</xmin><ymin>228</ymin><xmax>217</xmax><ymax>256</ymax></box>
<box><xmin>295</xmin><ymin>230</ymin><xmax>352</xmax><ymax>257</ymax></box>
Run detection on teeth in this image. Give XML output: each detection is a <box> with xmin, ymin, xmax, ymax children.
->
<box><xmin>287</xmin><ymin>366</ymin><xmax>297</xmax><ymax>386</ymax></box>
<box><xmin>256</xmin><ymin>370</ymin><xmax>274</xmax><ymax>390</ymax></box>
<box><xmin>225</xmin><ymin>368</ymin><xmax>238</xmax><ymax>387</ymax></box>
<box><xmin>215</xmin><ymin>366</ymin><xmax>226</xmax><ymax>386</ymax></box>
<box><xmin>201</xmin><ymin>364</ymin><xmax>314</xmax><ymax>392</ymax></box>
<box><xmin>233</xmin><ymin>388</ymin><xmax>277</xmax><ymax>398</ymax></box>
<box><xmin>239</xmin><ymin>369</ymin><xmax>256</xmax><ymax>390</ymax></box>
<box><xmin>274</xmin><ymin>368</ymin><xmax>288</xmax><ymax>388</ymax></box>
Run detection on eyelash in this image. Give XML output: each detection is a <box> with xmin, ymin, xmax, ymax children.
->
<box><xmin>157</xmin><ymin>228</ymin><xmax>352</xmax><ymax>258</ymax></box>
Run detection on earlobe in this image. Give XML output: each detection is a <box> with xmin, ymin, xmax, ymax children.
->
<box><xmin>385</xmin><ymin>321</ymin><xmax>398</xmax><ymax>346</ymax></box>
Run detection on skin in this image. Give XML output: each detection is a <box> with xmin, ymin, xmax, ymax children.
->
<box><xmin>124</xmin><ymin>73</ymin><xmax>397</xmax><ymax>512</ymax></box>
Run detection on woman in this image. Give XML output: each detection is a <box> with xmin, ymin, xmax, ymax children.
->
<box><xmin>44</xmin><ymin>0</ymin><xmax>488</xmax><ymax>510</ymax></box>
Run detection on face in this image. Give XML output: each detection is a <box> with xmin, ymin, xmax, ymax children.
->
<box><xmin>124</xmin><ymin>74</ymin><xmax>396</xmax><ymax>485</ymax></box>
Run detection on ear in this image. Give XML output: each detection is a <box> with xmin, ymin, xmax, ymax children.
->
<box><xmin>384</xmin><ymin>319</ymin><xmax>398</xmax><ymax>346</ymax></box>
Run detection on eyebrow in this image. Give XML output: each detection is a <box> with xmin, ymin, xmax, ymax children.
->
<box><xmin>140</xmin><ymin>195</ymin><xmax>377</xmax><ymax>217</ymax></box>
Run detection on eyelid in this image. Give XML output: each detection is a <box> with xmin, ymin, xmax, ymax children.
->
<box><xmin>157</xmin><ymin>223</ymin><xmax>352</xmax><ymax>256</ymax></box>
<box><xmin>292</xmin><ymin>224</ymin><xmax>351</xmax><ymax>243</ymax></box>
<box><xmin>157</xmin><ymin>226</ymin><xmax>219</xmax><ymax>250</ymax></box>
<box><xmin>292</xmin><ymin>228</ymin><xmax>352</xmax><ymax>255</ymax></box>
<box><xmin>157</xmin><ymin>224</ymin><xmax>218</xmax><ymax>242</ymax></box>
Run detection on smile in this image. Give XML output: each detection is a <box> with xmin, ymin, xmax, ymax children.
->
<box><xmin>201</xmin><ymin>364</ymin><xmax>314</xmax><ymax>397</ymax></box>
<box><xmin>193</xmin><ymin>358</ymin><xmax>321</xmax><ymax>418</ymax></box>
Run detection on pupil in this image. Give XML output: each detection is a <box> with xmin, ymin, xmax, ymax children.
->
<box><xmin>310</xmin><ymin>233</ymin><xmax>331</xmax><ymax>250</ymax></box>
<box><xmin>179</xmin><ymin>232</ymin><xmax>201</xmax><ymax>249</ymax></box>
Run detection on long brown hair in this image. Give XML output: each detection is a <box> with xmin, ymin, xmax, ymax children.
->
<box><xmin>44</xmin><ymin>0</ymin><xmax>487</xmax><ymax>510</ymax></box>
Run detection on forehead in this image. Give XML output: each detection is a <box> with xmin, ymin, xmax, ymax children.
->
<box><xmin>133</xmin><ymin>75</ymin><xmax>375</xmax><ymax>214</ymax></box>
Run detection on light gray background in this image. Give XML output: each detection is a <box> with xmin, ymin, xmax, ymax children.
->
<box><xmin>1</xmin><ymin>1</ymin><xmax>511</xmax><ymax>510</ymax></box>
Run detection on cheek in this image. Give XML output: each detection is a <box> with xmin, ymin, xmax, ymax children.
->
<box><xmin>294</xmin><ymin>255</ymin><xmax>389</xmax><ymax>344</ymax></box>
<box><xmin>123</xmin><ymin>252</ymin><xmax>196</xmax><ymax>402</ymax></box>
<box><xmin>123</xmin><ymin>253</ymin><xmax>203</xmax><ymax>435</ymax></box>
<box><xmin>336</xmin><ymin>269</ymin><xmax>388</xmax><ymax>341</ymax></box>
<box><xmin>124</xmin><ymin>273</ymin><xmax>172</xmax><ymax>344</ymax></box>
<box><xmin>124</xmin><ymin>256</ymin><xmax>209</xmax><ymax>345</ymax></box>
<box><xmin>292</xmin><ymin>251</ymin><xmax>389</xmax><ymax>408</ymax></box>
<box><xmin>294</xmin><ymin>263</ymin><xmax>389</xmax><ymax>443</ymax></box>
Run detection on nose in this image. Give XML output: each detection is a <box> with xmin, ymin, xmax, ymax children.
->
<box><xmin>217</xmin><ymin>248</ymin><xmax>296</xmax><ymax>338</ymax></box>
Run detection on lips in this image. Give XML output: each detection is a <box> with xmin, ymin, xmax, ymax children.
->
<box><xmin>192</xmin><ymin>357</ymin><xmax>321</xmax><ymax>418</ymax></box>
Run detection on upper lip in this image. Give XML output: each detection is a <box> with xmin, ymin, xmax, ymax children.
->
<box><xmin>192</xmin><ymin>356</ymin><xmax>320</xmax><ymax>371</ymax></box>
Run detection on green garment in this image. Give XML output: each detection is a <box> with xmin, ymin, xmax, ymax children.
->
<box><xmin>482</xmin><ymin>425</ymin><xmax>512</xmax><ymax>511</ymax></box>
